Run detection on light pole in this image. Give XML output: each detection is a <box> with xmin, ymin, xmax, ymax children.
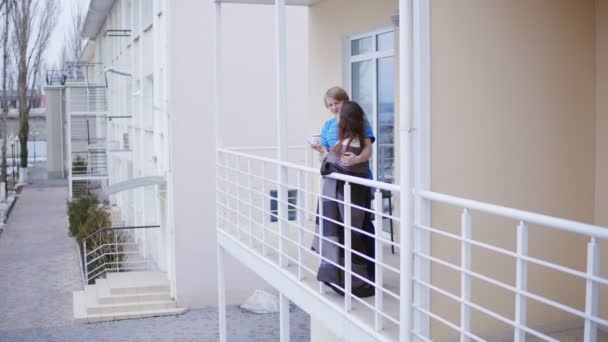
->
<box><xmin>32</xmin><ymin>131</ymin><xmax>39</xmax><ymax>165</ymax></box>
<box><xmin>10</xmin><ymin>140</ymin><xmax>15</xmax><ymax>186</ymax></box>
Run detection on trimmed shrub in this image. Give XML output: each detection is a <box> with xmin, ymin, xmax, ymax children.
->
<box><xmin>67</xmin><ymin>195</ymin><xmax>99</xmax><ymax>237</ymax></box>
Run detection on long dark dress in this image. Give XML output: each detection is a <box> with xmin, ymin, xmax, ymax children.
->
<box><xmin>311</xmin><ymin>142</ymin><xmax>375</xmax><ymax>298</ymax></box>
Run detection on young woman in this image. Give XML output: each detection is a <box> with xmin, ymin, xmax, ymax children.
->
<box><xmin>311</xmin><ymin>101</ymin><xmax>375</xmax><ymax>298</ymax></box>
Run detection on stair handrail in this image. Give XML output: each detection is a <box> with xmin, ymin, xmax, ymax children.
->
<box><xmin>82</xmin><ymin>225</ymin><xmax>161</xmax><ymax>284</ymax></box>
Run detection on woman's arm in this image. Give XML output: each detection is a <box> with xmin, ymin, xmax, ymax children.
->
<box><xmin>341</xmin><ymin>138</ymin><xmax>372</xmax><ymax>166</ymax></box>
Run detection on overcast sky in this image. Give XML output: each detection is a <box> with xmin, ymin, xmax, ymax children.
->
<box><xmin>46</xmin><ymin>0</ymin><xmax>89</xmax><ymax>68</ymax></box>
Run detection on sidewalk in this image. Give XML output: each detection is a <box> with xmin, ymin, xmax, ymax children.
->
<box><xmin>0</xmin><ymin>184</ymin><xmax>80</xmax><ymax>331</ymax></box>
<box><xmin>0</xmin><ymin>183</ymin><xmax>310</xmax><ymax>341</ymax></box>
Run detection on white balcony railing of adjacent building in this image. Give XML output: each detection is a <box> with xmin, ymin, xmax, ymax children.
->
<box><xmin>216</xmin><ymin>147</ymin><xmax>608</xmax><ymax>342</ymax></box>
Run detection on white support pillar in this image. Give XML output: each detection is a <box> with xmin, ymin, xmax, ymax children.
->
<box><xmin>280</xmin><ymin>293</ymin><xmax>290</xmax><ymax>342</ymax></box>
<box><xmin>214</xmin><ymin>3</ymin><xmax>226</xmax><ymax>342</ymax></box>
<box><xmin>275</xmin><ymin>0</ymin><xmax>289</xmax><ymax>268</ymax></box>
<box><xmin>514</xmin><ymin>221</ymin><xmax>528</xmax><ymax>342</ymax></box>
<box><xmin>412</xmin><ymin>0</ymin><xmax>431</xmax><ymax>338</ymax></box>
<box><xmin>66</xmin><ymin>88</ymin><xmax>73</xmax><ymax>200</ymax></box>
<box><xmin>399</xmin><ymin>0</ymin><xmax>415</xmax><ymax>341</ymax></box>
<box><xmin>584</xmin><ymin>238</ymin><xmax>599</xmax><ymax>342</ymax></box>
<box><xmin>217</xmin><ymin>244</ymin><xmax>227</xmax><ymax>342</ymax></box>
<box><xmin>214</xmin><ymin>1</ymin><xmax>223</xmax><ymax>149</ymax></box>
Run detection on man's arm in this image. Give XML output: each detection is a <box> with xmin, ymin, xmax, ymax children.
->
<box><xmin>341</xmin><ymin>138</ymin><xmax>372</xmax><ymax>166</ymax></box>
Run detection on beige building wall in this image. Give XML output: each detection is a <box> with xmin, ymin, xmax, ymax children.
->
<box><xmin>430</xmin><ymin>0</ymin><xmax>596</xmax><ymax>339</ymax></box>
<box><xmin>595</xmin><ymin>0</ymin><xmax>608</xmax><ymax>322</ymax></box>
<box><xmin>308</xmin><ymin>0</ymin><xmax>600</xmax><ymax>340</ymax></box>
<box><xmin>168</xmin><ymin>2</ymin><xmax>308</xmax><ymax>307</ymax></box>
<box><xmin>308</xmin><ymin>0</ymin><xmax>397</xmax><ymax>137</ymax></box>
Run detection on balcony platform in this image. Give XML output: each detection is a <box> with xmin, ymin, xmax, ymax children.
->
<box><xmin>218</xmin><ymin>228</ymin><xmax>401</xmax><ymax>341</ymax></box>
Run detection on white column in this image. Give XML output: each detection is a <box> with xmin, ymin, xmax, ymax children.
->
<box><xmin>214</xmin><ymin>3</ymin><xmax>226</xmax><ymax>342</ymax></box>
<box><xmin>217</xmin><ymin>244</ymin><xmax>227</xmax><ymax>342</ymax></box>
<box><xmin>275</xmin><ymin>0</ymin><xmax>288</xmax><ymax>268</ymax></box>
<box><xmin>399</xmin><ymin>0</ymin><xmax>415</xmax><ymax>341</ymax></box>
<box><xmin>214</xmin><ymin>1</ymin><xmax>223</xmax><ymax>150</ymax></box>
<box><xmin>412</xmin><ymin>0</ymin><xmax>431</xmax><ymax>338</ymax></box>
<box><xmin>66</xmin><ymin>88</ymin><xmax>73</xmax><ymax>200</ymax></box>
<box><xmin>280</xmin><ymin>293</ymin><xmax>290</xmax><ymax>342</ymax></box>
<box><xmin>274</xmin><ymin>4</ymin><xmax>291</xmax><ymax>337</ymax></box>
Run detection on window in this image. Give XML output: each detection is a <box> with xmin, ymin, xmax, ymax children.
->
<box><xmin>123</xmin><ymin>133</ymin><xmax>130</xmax><ymax>150</ymax></box>
<box><xmin>269</xmin><ymin>189</ymin><xmax>297</xmax><ymax>222</ymax></box>
<box><xmin>348</xmin><ymin>29</ymin><xmax>395</xmax><ymax>183</ymax></box>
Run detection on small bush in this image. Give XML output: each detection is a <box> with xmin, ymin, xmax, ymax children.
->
<box><xmin>67</xmin><ymin>195</ymin><xmax>99</xmax><ymax>237</ymax></box>
<box><xmin>72</xmin><ymin>156</ymin><xmax>87</xmax><ymax>174</ymax></box>
<box><xmin>68</xmin><ymin>195</ymin><xmax>127</xmax><ymax>284</ymax></box>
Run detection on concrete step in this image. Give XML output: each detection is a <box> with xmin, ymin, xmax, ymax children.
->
<box><xmin>74</xmin><ymin>291</ymin><xmax>187</xmax><ymax>324</ymax></box>
<box><xmin>84</xmin><ymin>286</ymin><xmax>176</xmax><ymax>315</ymax></box>
<box><xmin>73</xmin><ymin>271</ymin><xmax>186</xmax><ymax>324</ymax></box>
<box><xmin>106</xmin><ymin>271</ymin><xmax>170</xmax><ymax>295</ymax></box>
<box><xmin>95</xmin><ymin>278</ymin><xmax>171</xmax><ymax>304</ymax></box>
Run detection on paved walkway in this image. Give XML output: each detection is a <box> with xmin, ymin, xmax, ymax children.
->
<box><xmin>0</xmin><ymin>184</ymin><xmax>81</xmax><ymax>330</ymax></box>
<box><xmin>0</xmin><ymin>184</ymin><xmax>310</xmax><ymax>341</ymax></box>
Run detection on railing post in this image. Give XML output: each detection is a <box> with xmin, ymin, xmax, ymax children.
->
<box><xmin>83</xmin><ymin>239</ymin><xmax>88</xmax><ymax>284</ymax></box>
<box><xmin>261</xmin><ymin>161</ymin><xmax>267</xmax><ymax>256</ymax></box>
<box><xmin>460</xmin><ymin>209</ymin><xmax>471</xmax><ymax>342</ymax></box>
<box><xmin>297</xmin><ymin>170</ymin><xmax>305</xmax><ymax>281</ymax></box>
<box><xmin>318</xmin><ymin>176</ymin><xmax>325</xmax><ymax>294</ymax></box>
<box><xmin>374</xmin><ymin>188</ymin><xmax>384</xmax><ymax>330</ymax></box>
<box><xmin>344</xmin><ymin>182</ymin><xmax>352</xmax><ymax>312</ymax></box>
<box><xmin>236</xmin><ymin>155</ymin><xmax>242</xmax><ymax>241</ymax></box>
<box><xmin>584</xmin><ymin>237</ymin><xmax>599</xmax><ymax>342</ymax></box>
<box><xmin>248</xmin><ymin>159</ymin><xmax>253</xmax><ymax>247</ymax></box>
<box><xmin>514</xmin><ymin>221</ymin><xmax>528</xmax><ymax>342</ymax></box>
<box><xmin>115</xmin><ymin>230</ymin><xmax>119</xmax><ymax>273</ymax></box>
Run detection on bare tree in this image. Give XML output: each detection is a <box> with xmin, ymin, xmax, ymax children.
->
<box><xmin>11</xmin><ymin>0</ymin><xmax>58</xmax><ymax>172</ymax></box>
<box><xmin>1</xmin><ymin>0</ymin><xmax>12</xmax><ymax>196</ymax></box>
<box><xmin>62</xmin><ymin>0</ymin><xmax>85</xmax><ymax>66</ymax></box>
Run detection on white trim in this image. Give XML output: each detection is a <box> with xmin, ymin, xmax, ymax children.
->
<box><xmin>349</xmin><ymin>26</ymin><xmax>394</xmax><ymax>41</ymax></box>
<box><xmin>346</xmin><ymin>27</ymin><xmax>396</xmax><ymax>183</ymax></box>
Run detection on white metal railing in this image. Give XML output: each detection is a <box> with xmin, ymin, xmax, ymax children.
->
<box><xmin>71</xmin><ymin>150</ymin><xmax>108</xmax><ymax>177</ymax></box>
<box><xmin>82</xmin><ymin>225</ymin><xmax>160</xmax><ymax>284</ymax></box>
<box><xmin>414</xmin><ymin>190</ymin><xmax>608</xmax><ymax>342</ymax></box>
<box><xmin>217</xmin><ymin>147</ymin><xmax>403</xmax><ymax>340</ymax></box>
<box><xmin>64</xmin><ymin>62</ymin><xmax>105</xmax><ymax>86</ymax></box>
<box><xmin>216</xmin><ymin>147</ymin><xmax>607</xmax><ymax>341</ymax></box>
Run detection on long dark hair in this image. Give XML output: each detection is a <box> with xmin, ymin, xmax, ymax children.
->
<box><xmin>334</xmin><ymin>101</ymin><xmax>366</xmax><ymax>153</ymax></box>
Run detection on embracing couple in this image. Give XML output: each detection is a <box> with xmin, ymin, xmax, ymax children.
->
<box><xmin>310</xmin><ymin>86</ymin><xmax>376</xmax><ymax>299</ymax></box>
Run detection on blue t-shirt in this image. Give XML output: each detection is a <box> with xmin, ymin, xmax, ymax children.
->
<box><xmin>320</xmin><ymin>117</ymin><xmax>375</xmax><ymax>179</ymax></box>
<box><xmin>320</xmin><ymin>117</ymin><xmax>375</xmax><ymax>149</ymax></box>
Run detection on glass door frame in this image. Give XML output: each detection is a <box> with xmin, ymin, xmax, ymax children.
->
<box><xmin>345</xmin><ymin>26</ymin><xmax>395</xmax><ymax>182</ymax></box>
